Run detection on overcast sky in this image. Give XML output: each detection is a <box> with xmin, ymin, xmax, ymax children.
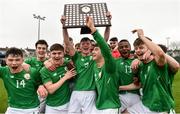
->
<box><xmin>0</xmin><ymin>0</ymin><xmax>179</xmax><ymax>49</ymax></box>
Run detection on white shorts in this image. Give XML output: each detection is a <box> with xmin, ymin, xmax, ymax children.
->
<box><xmin>169</xmin><ymin>109</ymin><xmax>176</xmax><ymax>114</ymax></box>
<box><xmin>45</xmin><ymin>103</ymin><xmax>69</xmax><ymax>114</ymax></box>
<box><xmin>68</xmin><ymin>91</ymin><xmax>96</xmax><ymax>114</ymax></box>
<box><xmin>5</xmin><ymin>107</ymin><xmax>39</xmax><ymax>114</ymax></box>
<box><xmin>91</xmin><ymin>106</ymin><xmax>119</xmax><ymax>114</ymax></box>
<box><xmin>119</xmin><ymin>92</ymin><xmax>140</xmax><ymax>112</ymax></box>
<box><xmin>127</xmin><ymin>101</ymin><xmax>168</xmax><ymax>114</ymax></box>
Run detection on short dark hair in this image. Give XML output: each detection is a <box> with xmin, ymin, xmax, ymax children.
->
<box><xmin>90</xmin><ymin>39</ymin><xmax>95</xmax><ymax>43</ymax></box>
<box><xmin>75</xmin><ymin>43</ymin><xmax>80</xmax><ymax>47</ymax></box>
<box><xmin>158</xmin><ymin>44</ymin><xmax>167</xmax><ymax>53</ymax></box>
<box><xmin>69</xmin><ymin>37</ymin><xmax>73</xmax><ymax>41</ymax></box>
<box><xmin>118</xmin><ymin>39</ymin><xmax>131</xmax><ymax>48</ymax></box>
<box><xmin>109</xmin><ymin>37</ymin><xmax>118</xmax><ymax>42</ymax></box>
<box><xmin>35</xmin><ymin>39</ymin><xmax>48</xmax><ymax>48</ymax></box>
<box><xmin>119</xmin><ymin>39</ymin><xmax>130</xmax><ymax>44</ymax></box>
<box><xmin>5</xmin><ymin>47</ymin><xmax>23</xmax><ymax>58</ymax></box>
<box><xmin>80</xmin><ymin>37</ymin><xmax>91</xmax><ymax>43</ymax></box>
<box><xmin>50</xmin><ymin>43</ymin><xmax>64</xmax><ymax>52</ymax></box>
<box><xmin>133</xmin><ymin>37</ymin><xmax>152</xmax><ymax>47</ymax></box>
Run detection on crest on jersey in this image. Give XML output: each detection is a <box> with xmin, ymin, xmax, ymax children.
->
<box><xmin>24</xmin><ymin>73</ymin><xmax>30</xmax><ymax>80</ymax></box>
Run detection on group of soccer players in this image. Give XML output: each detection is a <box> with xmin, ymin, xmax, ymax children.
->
<box><xmin>0</xmin><ymin>12</ymin><xmax>179</xmax><ymax>114</ymax></box>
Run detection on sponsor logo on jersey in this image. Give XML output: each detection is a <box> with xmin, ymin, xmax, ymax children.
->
<box><xmin>10</xmin><ymin>75</ymin><xmax>14</xmax><ymax>78</ymax></box>
<box><xmin>53</xmin><ymin>73</ymin><xmax>57</xmax><ymax>77</ymax></box>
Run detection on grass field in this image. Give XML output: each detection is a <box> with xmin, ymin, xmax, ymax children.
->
<box><xmin>0</xmin><ymin>71</ymin><xmax>180</xmax><ymax>113</ymax></box>
<box><xmin>173</xmin><ymin>70</ymin><xmax>180</xmax><ymax>112</ymax></box>
<box><xmin>0</xmin><ymin>79</ymin><xmax>7</xmax><ymax>113</ymax></box>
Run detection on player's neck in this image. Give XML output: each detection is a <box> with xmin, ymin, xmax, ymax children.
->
<box><xmin>10</xmin><ymin>66</ymin><xmax>23</xmax><ymax>74</ymax></box>
<box><xmin>37</xmin><ymin>57</ymin><xmax>46</xmax><ymax>61</ymax></box>
<box><xmin>96</xmin><ymin>57</ymin><xmax>104</xmax><ymax>68</ymax></box>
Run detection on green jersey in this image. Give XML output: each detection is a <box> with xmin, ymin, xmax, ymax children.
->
<box><xmin>72</xmin><ymin>52</ymin><xmax>95</xmax><ymax>91</ymax></box>
<box><xmin>93</xmin><ymin>31</ymin><xmax>120</xmax><ymax>109</ymax></box>
<box><xmin>138</xmin><ymin>60</ymin><xmax>174</xmax><ymax>112</ymax></box>
<box><xmin>40</xmin><ymin>61</ymin><xmax>71</xmax><ymax>107</ymax></box>
<box><xmin>0</xmin><ymin>66</ymin><xmax>40</xmax><ymax>109</ymax></box>
<box><xmin>116</xmin><ymin>58</ymin><xmax>139</xmax><ymax>94</ymax></box>
<box><xmin>64</xmin><ymin>54</ymin><xmax>72</xmax><ymax>62</ymax></box>
<box><xmin>25</xmin><ymin>57</ymin><xmax>47</xmax><ymax>71</ymax></box>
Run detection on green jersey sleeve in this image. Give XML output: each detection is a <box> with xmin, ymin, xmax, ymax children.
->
<box><xmin>40</xmin><ymin>67</ymin><xmax>52</xmax><ymax>84</ymax></box>
<box><xmin>0</xmin><ymin>66</ymin><xmax>8</xmax><ymax>78</ymax></box>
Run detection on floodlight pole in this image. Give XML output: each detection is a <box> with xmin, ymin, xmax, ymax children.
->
<box><xmin>166</xmin><ymin>37</ymin><xmax>170</xmax><ymax>49</ymax></box>
<box><xmin>33</xmin><ymin>14</ymin><xmax>46</xmax><ymax>41</ymax></box>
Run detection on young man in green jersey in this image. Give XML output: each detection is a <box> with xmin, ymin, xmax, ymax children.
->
<box><xmin>40</xmin><ymin>43</ymin><xmax>76</xmax><ymax>114</ymax></box>
<box><xmin>25</xmin><ymin>39</ymin><xmax>49</xmax><ymax>113</ymax></box>
<box><xmin>61</xmin><ymin>16</ymin><xmax>96</xmax><ymax>114</ymax></box>
<box><xmin>85</xmin><ymin>16</ymin><xmax>120</xmax><ymax>114</ymax></box>
<box><xmin>25</xmin><ymin>39</ymin><xmax>49</xmax><ymax>71</ymax></box>
<box><xmin>0</xmin><ymin>47</ymin><xmax>45</xmax><ymax>114</ymax></box>
<box><xmin>117</xmin><ymin>39</ymin><xmax>140</xmax><ymax>113</ymax></box>
<box><xmin>121</xmin><ymin>29</ymin><xmax>177</xmax><ymax>113</ymax></box>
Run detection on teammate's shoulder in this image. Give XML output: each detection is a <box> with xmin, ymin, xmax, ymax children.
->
<box><xmin>0</xmin><ymin>66</ymin><xmax>9</xmax><ymax>71</ymax></box>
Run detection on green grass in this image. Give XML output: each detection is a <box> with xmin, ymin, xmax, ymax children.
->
<box><xmin>0</xmin><ymin>79</ymin><xmax>8</xmax><ymax>113</ymax></box>
<box><xmin>173</xmin><ymin>70</ymin><xmax>180</xmax><ymax>113</ymax></box>
<box><xmin>0</xmin><ymin>71</ymin><xmax>180</xmax><ymax>113</ymax></box>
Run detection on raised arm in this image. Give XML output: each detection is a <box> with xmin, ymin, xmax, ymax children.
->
<box><xmin>61</xmin><ymin>16</ymin><xmax>75</xmax><ymax>56</ymax></box>
<box><xmin>132</xmin><ymin>29</ymin><xmax>166</xmax><ymax>66</ymax></box>
<box><xmin>86</xmin><ymin>16</ymin><xmax>115</xmax><ymax>73</ymax></box>
<box><xmin>104</xmin><ymin>11</ymin><xmax>112</xmax><ymax>42</ymax></box>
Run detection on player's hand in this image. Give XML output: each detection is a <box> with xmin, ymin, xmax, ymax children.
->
<box><xmin>132</xmin><ymin>29</ymin><xmax>144</xmax><ymax>38</ymax></box>
<box><xmin>63</xmin><ymin>68</ymin><xmax>76</xmax><ymax>80</ymax></box>
<box><xmin>106</xmin><ymin>11</ymin><xmax>112</xmax><ymax>20</ymax></box>
<box><xmin>22</xmin><ymin>63</ymin><xmax>30</xmax><ymax>73</ymax></box>
<box><xmin>44</xmin><ymin>59</ymin><xmax>56</xmax><ymax>71</ymax></box>
<box><xmin>131</xmin><ymin>58</ymin><xmax>141</xmax><ymax>71</ymax></box>
<box><xmin>86</xmin><ymin>16</ymin><xmax>96</xmax><ymax>34</ymax></box>
<box><xmin>60</xmin><ymin>15</ymin><xmax>66</xmax><ymax>24</ymax></box>
<box><xmin>37</xmin><ymin>85</ymin><xmax>48</xmax><ymax>98</ymax></box>
<box><xmin>142</xmin><ymin>50</ymin><xmax>151</xmax><ymax>61</ymax></box>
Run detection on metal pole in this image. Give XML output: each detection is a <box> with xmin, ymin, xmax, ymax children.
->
<box><xmin>166</xmin><ymin>37</ymin><xmax>170</xmax><ymax>49</ymax></box>
<box><xmin>33</xmin><ymin>14</ymin><xmax>45</xmax><ymax>41</ymax></box>
<box><xmin>38</xmin><ymin>18</ymin><xmax>40</xmax><ymax>40</ymax></box>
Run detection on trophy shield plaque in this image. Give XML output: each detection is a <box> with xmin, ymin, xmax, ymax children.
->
<box><xmin>63</xmin><ymin>3</ymin><xmax>111</xmax><ymax>34</ymax></box>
